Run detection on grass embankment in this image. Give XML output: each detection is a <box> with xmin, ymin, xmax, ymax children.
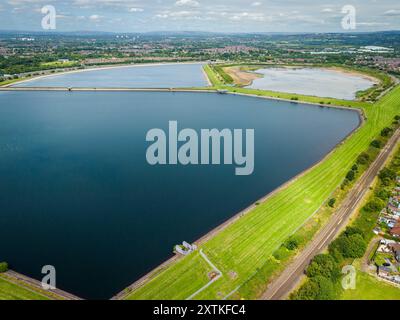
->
<box><xmin>206</xmin><ymin>64</ymin><xmax>234</xmax><ymax>85</ymax></box>
<box><xmin>0</xmin><ymin>275</ymin><xmax>49</xmax><ymax>300</ymax></box>
<box><xmin>203</xmin><ymin>65</ymin><xmax>225</xmax><ymax>87</ymax></box>
<box><xmin>0</xmin><ymin>62</ymin><xmax>80</xmax><ymax>87</ymax></box>
<box><xmin>124</xmin><ymin>64</ymin><xmax>400</xmax><ymax>300</ymax></box>
<box><xmin>346</xmin><ymin>66</ymin><xmax>394</xmax><ymax>101</ymax></box>
<box><xmin>227</xmin><ymin>87</ymin><xmax>368</xmax><ymax>109</ymax></box>
<box><xmin>0</xmin><ymin>77</ymin><xmax>30</xmax><ymax>87</ymax></box>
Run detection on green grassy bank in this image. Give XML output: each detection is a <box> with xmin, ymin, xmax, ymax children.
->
<box><xmin>0</xmin><ymin>275</ymin><xmax>49</xmax><ymax>300</ymax></box>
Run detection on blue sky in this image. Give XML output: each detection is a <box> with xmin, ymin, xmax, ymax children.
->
<box><xmin>1</xmin><ymin>0</ymin><xmax>400</xmax><ymax>33</ymax></box>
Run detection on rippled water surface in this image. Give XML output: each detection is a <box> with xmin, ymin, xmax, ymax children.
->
<box><xmin>247</xmin><ymin>67</ymin><xmax>376</xmax><ymax>100</ymax></box>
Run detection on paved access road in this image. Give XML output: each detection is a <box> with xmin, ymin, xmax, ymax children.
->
<box><xmin>261</xmin><ymin>128</ymin><xmax>400</xmax><ymax>300</ymax></box>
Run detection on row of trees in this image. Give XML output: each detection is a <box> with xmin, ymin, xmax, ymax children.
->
<box><xmin>291</xmin><ymin>225</ymin><xmax>370</xmax><ymax>300</ymax></box>
<box><xmin>341</xmin><ymin>124</ymin><xmax>396</xmax><ymax>191</ymax></box>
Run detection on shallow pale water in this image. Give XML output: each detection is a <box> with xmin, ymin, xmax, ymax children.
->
<box><xmin>247</xmin><ymin>68</ymin><xmax>376</xmax><ymax>100</ymax></box>
<box><xmin>0</xmin><ymin>91</ymin><xmax>360</xmax><ymax>299</ymax></box>
<box><xmin>13</xmin><ymin>63</ymin><xmax>208</xmax><ymax>88</ymax></box>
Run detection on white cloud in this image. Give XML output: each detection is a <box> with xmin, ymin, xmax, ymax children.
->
<box><xmin>7</xmin><ymin>0</ymin><xmax>51</xmax><ymax>5</ymax></box>
<box><xmin>175</xmin><ymin>0</ymin><xmax>199</xmax><ymax>8</ymax></box>
<box><xmin>153</xmin><ymin>9</ymin><xmax>215</xmax><ymax>21</ymax></box>
<box><xmin>251</xmin><ymin>2</ymin><xmax>262</xmax><ymax>6</ymax></box>
<box><xmin>73</xmin><ymin>0</ymin><xmax>145</xmax><ymax>10</ymax></box>
<box><xmin>383</xmin><ymin>9</ymin><xmax>400</xmax><ymax>16</ymax></box>
<box><xmin>357</xmin><ymin>22</ymin><xmax>390</xmax><ymax>26</ymax></box>
<box><xmin>229</xmin><ymin>12</ymin><xmax>266</xmax><ymax>22</ymax></box>
<box><xmin>89</xmin><ymin>14</ymin><xmax>102</xmax><ymax>21</ymax></box>
<box><xmin>129</xmin><ymin>7</ymin><xmax>144</xmax><ymax>12</ymax></box>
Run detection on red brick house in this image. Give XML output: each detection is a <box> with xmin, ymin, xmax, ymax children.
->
<box><xmin>390</xmin><ymin>223</ymin><xmax>400</xmax><ymax>238</ymax></box>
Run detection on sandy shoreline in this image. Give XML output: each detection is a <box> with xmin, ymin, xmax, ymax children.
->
<box><xmin>223</xmin><ymin>66</ymin><xmax>262</xmax><ymax>86</ymax></box>
<box><xmin>326</xmin><ymin>66</ymin><xmax>380</xmax><ymax>84</ymax></box>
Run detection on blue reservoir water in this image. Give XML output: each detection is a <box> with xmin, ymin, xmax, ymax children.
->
<box><xmin>13</xmin><ymin>63</ymin><xmax>208</xmax><ymax>88</ymax></box>
<box><xmin>0</xmin><ymin>91</ymin><xmax>360</xmax><ymax>299</ymax></box>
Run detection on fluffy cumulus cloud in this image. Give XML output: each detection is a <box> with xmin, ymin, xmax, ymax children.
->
<box><xmin>89</xmin><ymin>14</ymin><xmax>102</xmax><ymax>21</ymax></box>
<box><xmin>129</xmin><ymin>7</ymin><xmax>144</xmax><ymax>12</ymax></box>
<box><xmin>383</xmin><ymin>9</ymin><xmax>400</xmax><ymax>16</ymax></box>
<box><xmin>0</xmin><ymin>0</ymin><xmax>399</xmax><ymax>32</ymax></box>
<box><xmin>175</xmin><ymin>0</ymin><xmax>199</xmax><ymax>7</ymax></box>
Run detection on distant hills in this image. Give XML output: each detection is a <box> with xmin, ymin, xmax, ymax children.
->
<box><xmin>0</xmin><ymin>30</ymin><xmax>399</xmax><ymax>37</ymax></box>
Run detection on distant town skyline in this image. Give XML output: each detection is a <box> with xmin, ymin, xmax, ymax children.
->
<box><xmin>0</xmin><ymin>0</ymin><xmax>400</xmax><ymax>33</ymax></box>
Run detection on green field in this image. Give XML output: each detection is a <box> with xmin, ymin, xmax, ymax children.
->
<box><xmin>125</xmin><ymin>65</ymin><xmax>400</xmax><ymax>299</ymax></box>
<box><xmin>0</xmin><ymin>276</ymin><xmax>49</xmax><ymax>300</ymax></box>
<box><xmin>40</xmin><ymin>61</ymin><xmax>78</xmax><ymax>68</ymax></box>
<box><xmin>341</xmin><ymin>271</ymin><xmax>400</xmax><ymax>300</ymax></box>
<box><xmin>0</xmin><ymin>77</ymin><xmax>29</xmax><ymax>87</ymax></box>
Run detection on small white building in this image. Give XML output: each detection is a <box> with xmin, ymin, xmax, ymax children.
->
<box><xmin>175</xmin><ymin>241</ymin><xmax>198</xmax><ymax>256</ymax></box>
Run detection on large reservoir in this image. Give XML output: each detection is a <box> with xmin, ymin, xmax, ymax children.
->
<box><xmin>13</xmin><ymin>63</ymin><xmax>208</xmax><ymax>88</ymax></box>
<box><xmin>247</xmin><ymin>67</ymin><xmax>377</xmax><ymax>100</ymax></box>
<box><xmin>0</xmin><ymin>90</ymin><xmax>360</xmax><ymax>299</ymax></box>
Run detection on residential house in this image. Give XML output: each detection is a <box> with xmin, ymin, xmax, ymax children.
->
<box><xmin>388</xmin><ymin>203</ymin><xmax>400</xmax><ymax>215</ymax></box>
<box><xmin>390</xmin><ymin>222</ymin><xmax>400</xmax><ymax>238</ymax></box>
<box><xmin>378</xmin><ymin>266</ymin><xmax>392</xmax><ymax>277</ymax></box>
<box><xmin>380</xmin><ymin>216</ymin><xmax>397</xmax><ymax>228</ymax></box>
<box><xmin>388</xmin><ymin>243</ymin><xmax>400</xmax><ymax>261</ymax></box>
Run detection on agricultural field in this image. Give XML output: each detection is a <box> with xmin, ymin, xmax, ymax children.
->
<box><xmin>125</xmin><ymin>67</ymin><xmax>400</xmax><ymax>300</ymax></box>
